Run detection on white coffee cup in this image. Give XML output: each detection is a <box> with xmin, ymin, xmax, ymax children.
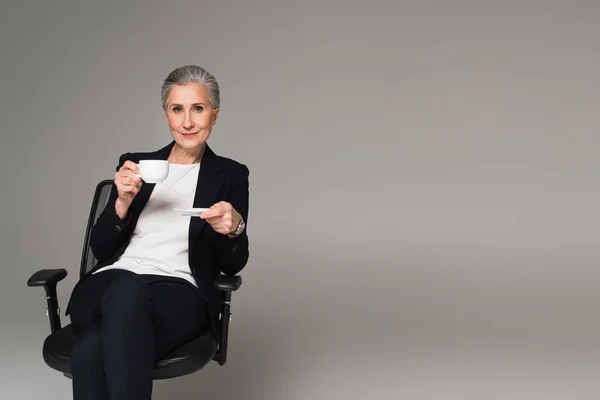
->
<box><xmin>138</xmin><ymin>160</ymin><xmax>169</xmax><ymax>183</ymax></box>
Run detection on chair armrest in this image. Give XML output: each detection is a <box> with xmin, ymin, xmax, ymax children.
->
<box><xmin>27</xmin><ymin>269</ymin><xmax>67</xmax><ymax>287</ymax></box>
<box><xmin>27</xmin><ymin>269</ymin><xmax>67</xmax><ymax>333</ymax></box>
<box><xmin>214</xmin><ymin>275</ymin><xmax>242</xmax><ymax>291</ymax></box>
<box><xmin>212</xmin><ymin>275</ymin><xmax>242</xmax><ymax>366</ymax></box>
<box><xmin>213</xmin><ymin>275</ymin><xmax>242</xmax><ymax>365</ymax></box>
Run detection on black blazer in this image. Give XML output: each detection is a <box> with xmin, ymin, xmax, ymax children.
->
<box><xmin>75</xmin><ymin>141</ymin><xmax>249</xmax><ymax>338</ymax></box>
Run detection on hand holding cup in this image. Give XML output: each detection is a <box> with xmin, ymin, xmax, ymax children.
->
<box><xmin>114</xmin><ymin>161</ymin><xmax>142</xmax><ymax>219</ymax></box>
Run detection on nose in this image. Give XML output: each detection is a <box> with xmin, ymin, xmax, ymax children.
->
<box><xmin>183</xmin><ymin>110</ymin><xmax>195</xmax><ymax>130</ymax></box>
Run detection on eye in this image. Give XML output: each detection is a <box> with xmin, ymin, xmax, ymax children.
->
<box><xmin>172</xmin><ymin>106</ymin><xmax>183</xmax><ymax>113</ymax></box>
<box><xmin>193</xmin><ymin>105</ymin><xmax>203</xmax><ymax>112</ymax></box>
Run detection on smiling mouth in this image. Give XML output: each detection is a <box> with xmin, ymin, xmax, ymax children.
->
<box><xmin>180</xmin><ymin>132</ymin><xmax>198</xmax><ymax>136</ymax></box>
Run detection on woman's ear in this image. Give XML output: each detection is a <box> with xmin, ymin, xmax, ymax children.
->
<box><xmin>212</xmin><ymin>108</ymin><xmax>220</xmax><ymax>125</ymax></box>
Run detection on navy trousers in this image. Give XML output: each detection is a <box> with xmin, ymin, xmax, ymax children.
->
<box><xmin>67</xmin><ymin>269</ymin><xmax>209</xmax><ymax>400</ymax></box>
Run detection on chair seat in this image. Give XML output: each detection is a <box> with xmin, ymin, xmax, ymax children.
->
<box><xmin>42</xmin><ymin>324</ymin><xmax>219</xmax><ymax>380</ymax></box>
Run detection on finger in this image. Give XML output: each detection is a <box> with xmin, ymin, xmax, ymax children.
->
<box><xmin>205</xmin><ymin>211</ymin><xmax>233</xmax><ymax>223</ymax></box>
<box><xmin>116</xmin><ymin>175</ymin><xmax>139</xmax><ymax>190</ymax></box>
<box><xmin>218</xmin><ymin>201</ymin><xmax>233</xmax><ymax>212</ymax></box>
<box><xmin>121</xmin><ymin>184</ymin><xmax>139</xmax><ymax>194</ymax></box>
<box><xmin>118</xmin><ymin>176</ymin><xmax>137</xmax><ymax>188</ymax></box>
<box><xmin>117</xmin><ymin>169</ymin><xmax>141</xmax><ymax>185</ymax></box>
<box><xmin>121</xmin><ymin>160</ymin><xmax>139</xmax><ymax>173</ymax></box>
<box><xmin>203</xmin><ymin>202</ymin><xmax>233</xmax><ymax>218</ymax></box>
<box><xmin>204</xmin><ymin>216</ymin><xmax>224</xmax><ymax>225</ymax></box>
<box><xmin>123</xmin><ymin>181</ymin><xmax>140</xmax><ymax>191</ymax></box>
<box><xmin>200</xmin><ymin>207</ymin><xmax>224</xmax><ymax>219</ymax></box>
<box><xmin>120</xmin><ymin>160</ymin><xmax>140</xmax><ymax>175</ymax></box>
<box><xmin>208</xmin><ymin>219</ymin><xmax>234</xmax><ymax>232</ymax></box>
<box><xmin>123</xmin><ymin>170</ymin><xmax>143</xmax><ymax>187</ymax></box>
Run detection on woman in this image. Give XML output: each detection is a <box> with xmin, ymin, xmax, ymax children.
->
<box><xmin>65</xmin><ymin>65</ymin><xmax>249</xmax><ymax>400</ymax></box>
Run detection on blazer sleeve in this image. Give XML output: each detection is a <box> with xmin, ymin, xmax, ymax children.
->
<box><xmin>216</xmin><ymin>163</ymin><xmax>250</xmax><ymax>275</ymax></box>
<box><xmin>89</xmin><ymin>153</ymin><xmax>134</xmax><ymax>262</ymax></box>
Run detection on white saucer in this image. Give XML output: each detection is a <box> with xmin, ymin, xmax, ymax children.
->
<box><xmin>173</xmin><ymin>208</ymin><xmax>210</xmax><ymax>217</ymax></box>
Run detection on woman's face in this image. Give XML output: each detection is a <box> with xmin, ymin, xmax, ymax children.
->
<box><xmin>165</xmin><ymin>83</ymin><xmax>219</xmax><ymax>151</ymax></box>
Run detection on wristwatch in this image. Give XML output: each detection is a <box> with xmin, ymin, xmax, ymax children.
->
<box><xmin>228</xmin><ymin>218</ymin><xmax>245</xmax><ymax>237</ymax></box>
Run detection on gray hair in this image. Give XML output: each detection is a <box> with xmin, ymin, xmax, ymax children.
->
<box><xmin>161</xmin><ymin>65</ymin><xmax>220</xmax><ymax>110</ymax></box>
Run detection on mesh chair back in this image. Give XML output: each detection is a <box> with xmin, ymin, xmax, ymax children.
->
<box><xmin>79</xmin><ymin>180</ymin><xmax>114</xmax><ymax>278</ymax></box>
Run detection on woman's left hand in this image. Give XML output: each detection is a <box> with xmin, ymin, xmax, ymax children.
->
<box><xmin>200</xmin><ymin>201</ymin><xmax>242</xmax><ymax>236</ymax></box>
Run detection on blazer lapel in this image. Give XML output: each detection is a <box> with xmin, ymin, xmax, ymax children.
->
<box><xmin>189</xmin><ymin>145</ymin><xmax>224</xmax><ymax>256</ymax></box>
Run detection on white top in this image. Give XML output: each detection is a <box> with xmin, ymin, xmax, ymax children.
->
<box><xmin>94</xmin><ymin>162</ymin><xmax>200</xmax><ymax>287</ymax></box>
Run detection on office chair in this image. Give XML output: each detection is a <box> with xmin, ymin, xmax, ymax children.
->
<box><xmin>27</xmin><ymin>179</ymin><xmax>242</xmax><ymax>379</ymax></box>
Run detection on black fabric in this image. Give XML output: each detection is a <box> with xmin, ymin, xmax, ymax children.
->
<box><xmin>66</xmin><ymin>269</ymin><xmax>214</xmax><ymax>398</ymax></box>
<box><xmin>66</xmin><ymin>142</ymin><xmax>250</xmax><ymax>341</ymax></box>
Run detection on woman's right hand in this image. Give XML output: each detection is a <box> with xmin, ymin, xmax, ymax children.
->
<box><xmin>114</xmin><ymin>160</ymin><xmax>142</xmax><ymax>219</ymax></box>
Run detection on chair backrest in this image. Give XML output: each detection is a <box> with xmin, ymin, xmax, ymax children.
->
<box><xmin>79</xmin><ymin>180</ymin><xmax>114</xmax><ymax>279</ymax></box>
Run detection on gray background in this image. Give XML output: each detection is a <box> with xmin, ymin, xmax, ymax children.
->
<box><xmin>1</xmin><ymin>0</ymin><xmax>600</xmax><ymax>399</ymax></box>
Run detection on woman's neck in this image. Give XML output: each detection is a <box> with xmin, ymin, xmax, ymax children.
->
<box><xmin>168</xmin><ymin>143</ymin><xmax>205</xmax><ymax>164</ymax></box>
